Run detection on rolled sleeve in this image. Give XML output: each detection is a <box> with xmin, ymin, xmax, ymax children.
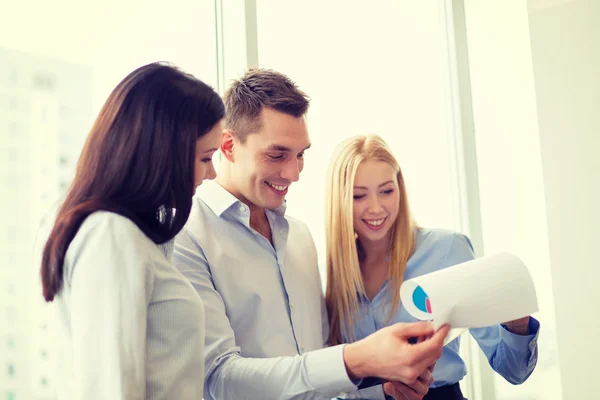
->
<box><xmin>500</xmin><ymin>317</ymin><xmax>540</xmax><ymax>352</ymax></box>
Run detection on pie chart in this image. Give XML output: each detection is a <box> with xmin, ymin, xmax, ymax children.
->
<box><xmin>412</xmin><ymin>285</ymin><xmax>432</xmax><ymax>314</ymax></box>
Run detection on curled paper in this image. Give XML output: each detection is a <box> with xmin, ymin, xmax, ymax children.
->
<box><xmin>400</xmin><ymin>252</ymin><xmax>538</xmax><ymax>345</ymax></box>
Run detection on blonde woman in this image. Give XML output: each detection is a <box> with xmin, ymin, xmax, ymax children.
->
<box><xmin>325</xmin><ymin>135</ymin><xmax>540</xmax><ymax>400</ymax></box>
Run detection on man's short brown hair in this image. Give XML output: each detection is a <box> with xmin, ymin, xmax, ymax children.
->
<box><xmin>223</xmin><ymin>68</ymin><xmax>310</xmax><ymax>142</ymax></box>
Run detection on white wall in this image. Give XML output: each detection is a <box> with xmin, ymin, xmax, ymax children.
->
<box><xmin>463</xmin><ymin>1</ymin><xmax>562</xmax><ymax>399</ymax></box>
<box><xmin>528</xmin><ymin>0</ymin><xmax>600</xmax><ymax>397</ymax></box>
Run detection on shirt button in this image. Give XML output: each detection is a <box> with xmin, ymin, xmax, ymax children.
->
<box><xmin>290</xmin><ymin>303</ymin><xmax>294</xmax><ymax>309</ymax></box>
<box><xmin>240</xmin><ymin>205</ymin><xmax>247</xmax><ymax>213</ymax></box>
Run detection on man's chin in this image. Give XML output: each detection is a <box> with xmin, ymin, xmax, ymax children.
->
<box><xmin>261</xmin><ymin>196</ymin><xmax>286</xmax><ymax>210</ymax></box>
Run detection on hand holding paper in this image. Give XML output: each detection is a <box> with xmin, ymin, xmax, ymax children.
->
<box><xmin>399</xmin><ymin>252</ymin><xmax>538</xmax><ymax>344</ymax></box>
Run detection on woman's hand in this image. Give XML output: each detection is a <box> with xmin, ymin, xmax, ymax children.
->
<box><xmin>504</xmin><ymin>316</ymin><xmax>530</xmax><ymax>335</ymax></box>
<box><xmin>383</xmin><ymin>364</ymin><xmax>435</xmax><ymax>400</ymax></box>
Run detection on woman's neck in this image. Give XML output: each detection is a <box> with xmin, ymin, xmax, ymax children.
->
<box><xmin>359</xmin><ymin>235</ymin><xmax>392</xmax><ymax>300</ymax></box>
<box><xmin>359</xmin><ymin>234</ymin><xmax>390</xmax><ymax>270</ymax></box>
<box><xmin>360</xmin><ymin>235</ymin><xmax>390</xmax><ymax>264</ymax></box>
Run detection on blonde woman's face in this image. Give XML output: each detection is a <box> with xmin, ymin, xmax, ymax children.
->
<box><xmin>352</xmin><ymin>160</ymin><xmax>400</xmax><ymax>243</ymax></box>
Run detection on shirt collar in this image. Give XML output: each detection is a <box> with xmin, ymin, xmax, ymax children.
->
<box><xmin>196</xmin><ymin>180</ymin><xmax>287</xmax><ymax>218</ymax></box>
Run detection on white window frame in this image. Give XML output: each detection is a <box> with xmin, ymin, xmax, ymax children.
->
<box><xmin>217</xmin><ymin>1</ymin><xmax>494</xmax><ymax>398</ymax></box>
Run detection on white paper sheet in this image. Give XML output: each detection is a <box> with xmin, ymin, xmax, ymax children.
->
<box><xmin>400</xmin><ymin>252</ymin><xmax>538</xmax><ymax>345</ymax></box>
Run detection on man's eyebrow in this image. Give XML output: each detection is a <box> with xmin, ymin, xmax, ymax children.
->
<box><xmin>266</xmin><ymin>144</ymin><xmax>311</xmax><ymax>152</ymax></box>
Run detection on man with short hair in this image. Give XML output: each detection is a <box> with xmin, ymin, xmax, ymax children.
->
<box><xmin>174</xmin><ymin>68</ymin><xmax>448</xmax><ymax>400</ymax></box>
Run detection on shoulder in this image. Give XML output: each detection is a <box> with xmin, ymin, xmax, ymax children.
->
<box><xmin>286</xmin><ymin>214</ymin><xmax>311</xmax><ymax>234</ymax></box>
<box><xmin>415</xmin><ymin>227</ymin><xmax>475</xmax><ymax>266</ymax></box>
<box><xmin>183</xmin><ymin>191</ymin><xmax>229</xmax><ymax>242</ymax></box>
<box><xmin>67</xmin><ymin>211</ymin><xmax>153</xmax><ymax>265</ymax></box>
<box><xmin>416</xmin><ymin>228</ymin><xmax>472</xmax><ymax>250</ymax></box>
<box><xmin>61</xmin><ymin>211</ymin><xmax>156</xmax><ymax>289</ymax></box>
<box><xmin>285</xmin><ymin>214</ymin><xmax>316</xmax><ymax>246</ymax></box>
<box><xmin>77</xmin><ymin>211</ymin><xmax>146</xmax><ymax>242</ymax></box>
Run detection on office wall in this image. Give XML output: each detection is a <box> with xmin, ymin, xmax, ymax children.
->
<box><xmin>528</xmin><ymin>0</ymin><xmax>600</xmax><ymax>397</ymax></box>
<box><xmin>463</xmin><ymin>0</ymin><xmax>562</xmax><ymax>398</ymax></box>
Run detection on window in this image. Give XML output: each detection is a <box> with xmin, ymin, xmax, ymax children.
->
<box><xmin>6</xmin><ymin>364</ymin><xmax>14</xmax><ymax>378</ymax></box>
<box><xmin>255</xmin><ymin>0</ymin><xmax>461</xmax><ymax>280</ymax></box>
<box><xmin>0</xmin><ymin>2</ymin><xmax>220</xmax><ymax>398</ymax></box>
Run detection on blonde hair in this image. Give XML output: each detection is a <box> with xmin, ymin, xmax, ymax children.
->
<box><xmin>325</xmin><ymin>135</ymin><xmax>416</xmax><ymax>345</ymax></box>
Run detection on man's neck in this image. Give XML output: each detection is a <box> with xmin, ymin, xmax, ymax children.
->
<box><xmin>215</xmin><ymin>175</ymin><xmax>271</xmax><ymax>242</ymax></box>
<box><xmin>215</xmin><ymin>174</ymin><xmax>242</xmax><ymax>203</ymax></box>
<box><xmin>249</xmin><ymin>207</ymin><xmax>271</xmax><ymax>244</ymax></box>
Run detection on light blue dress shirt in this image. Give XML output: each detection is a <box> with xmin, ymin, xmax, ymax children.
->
<box><xmin>347</xmin><ymin>228</ymin><xmax>540</xmax><ymax>390</ymax></box>
<box><xmin>35</xmin><ymin>211</ymin><xmax>206</xmax><ymax>400</ymax></box>
<box><xmin>173</xmin><ymin>181</ymin><xmax>377</xmax><ymax>400</ymax></box>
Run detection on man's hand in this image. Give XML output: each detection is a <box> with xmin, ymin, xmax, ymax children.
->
<box><xmin>344</xmin><ymin>322</ymin><xmax>449</xmax><ymax>385</ymax></box>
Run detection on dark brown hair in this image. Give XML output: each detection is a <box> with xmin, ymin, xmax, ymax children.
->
<box><xmin>41</xmin><ymin>62</ymin><xmax>224</xmax><ymax>301</ymax></box>
<box><xmin>223</xmin><ymin>68</ymin><xmax>310</xmax><ymax>142</ymax></box>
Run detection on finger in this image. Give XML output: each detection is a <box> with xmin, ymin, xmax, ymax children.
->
<box><xmin>416</xmin><ymin>333</ymin><xmax>433</xmax><ymax>344</ymax></box>
<box><xmin>431</xmin><ymin>324</ymin><xmax>450</xmax><ymax>344</ymax></box>
<box><xmin>418</xmin><ymin>368</ymin><xmax>434</xmax><ymax>387</ymax></box>
<box><xmin>383</xmin><ymin>382</ymin><xmax>403</xmax><ymax>400</ymax></box>
<box><xmin>417</xmin><ymin>324</ymin><xmax>449</xmax><ymax>348</ymax></box>
<box><xmin>410</xmin><ymin>325</ymin><xmax>449</xmax><ymax>368</ymax></box>
<box><xmin>408</xmin><ymin>344</ymin><xmax>439</xmax><ymax>373</ymax></box>
<box><xmin>391</xmin><ymin>321</ymin><xmax>435</xmax><ymax>339</ymax></box>
<box><xmin>427</xmin><ymin>362</ymin><xmax>436</xmax><ymax>372</ymax></box>
<box><xmin>390</xmin><ymin>381</ymin><xmax>427</xmax><ymax>400</ymax></box>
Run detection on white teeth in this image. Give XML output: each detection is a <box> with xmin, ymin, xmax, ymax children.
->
<box><xmin>267</xmin><ymin>182</ymin><xmax>288</xmax><ymax>191</ymax></box>
<box><xmin>365</xmin><ymin>219</ymin><xmax>385</xmax><ymax>226</ymax></box>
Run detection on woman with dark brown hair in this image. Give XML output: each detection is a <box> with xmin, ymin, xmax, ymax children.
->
<box><xmin>35</xmin><ymin>62</ymin><xmax>224</xmax><ymax>400</ymax></box>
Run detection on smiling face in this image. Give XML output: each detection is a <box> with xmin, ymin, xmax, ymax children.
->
<box><xmin>352</xmin><ymin>159</ymin><xmax>400</xmax><ymax>243</ymax></box>
<box><xmin>229</xmin><ymin>107</ymin><xmax>311</xmax><ymax>210</ymax></box>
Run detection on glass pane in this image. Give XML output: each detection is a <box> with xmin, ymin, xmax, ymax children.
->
<box><xmin>255</xmin><ymin>0</ymin><xmax>460</xmax><ymax>280</ymax></box>
<box><xmin>0</xmin><ymin>2</ymin><xmax>218</xmax><ymax>398</ymax></box>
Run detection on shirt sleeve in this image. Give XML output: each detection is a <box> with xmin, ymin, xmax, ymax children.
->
<box><xmin>67</xmin><ymin>213</ymin><xmax>153</xmax><ymax>400</ymax></box>
<box><xmin>336</xmin><ymin>385</ymin><xmax>387</xmax><ymax>400</ymax></box>
<box><xmin>444</xmin><ymin>233</ymin><xmax>539</xmax><ymax>384</ymax></box>
<box><xmin>173</xmin><ymin>229</ymin><xmax>358</xmax><ymax>400</ymax></box>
